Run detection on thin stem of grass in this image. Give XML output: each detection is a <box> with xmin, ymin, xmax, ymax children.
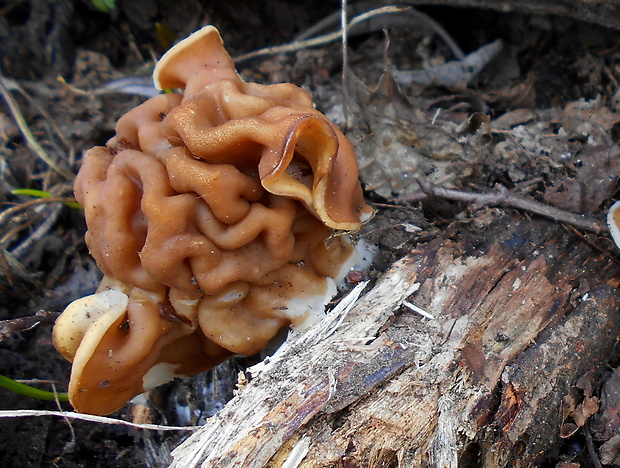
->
<box><xmin>0</xmin><ymin>375</ymin><xmax>69</xmax><ymax>402</ymax></box>
<box><xmin>11</xmin><ymin>188</ymin><xmax>82</xmax><ymax>209</ymax></box>
<box><xmin>0</xmin><ymin>75</ymin><xmax>73</xmax><ymax>179</ymax></box>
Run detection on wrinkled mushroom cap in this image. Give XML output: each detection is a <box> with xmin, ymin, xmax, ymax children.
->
<box><xmin>153</xmin><ymin>25</ymin><xmax>237</xmax><ymax>91</ymax></box>
<box><xmin>55</xmin><ymin>285</ymin><xmax>229</xmax><ymax>415</ymax></box>
<box><xmin>152</xmin><ymin>25</ymin><xmax>373</xmax><ymax>230</ymax></box>
<box><xmin>55</xmin><ymin>24</ymin><xmax>374</xmax><ymax>415</ymax></box>
<box><xmin>53</xmin><ymin>290</ymin><xmax>129</xmax><ymax>362</ymax></box>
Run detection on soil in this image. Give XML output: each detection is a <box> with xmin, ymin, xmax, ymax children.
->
<box><xmin>1</xmin><ymin>1</ymin><xmax>620</xmax><ymax>467</ymax></box>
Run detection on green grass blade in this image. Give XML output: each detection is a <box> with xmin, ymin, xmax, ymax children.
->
<box><xmin>11</xmin><ymin>188</ymin><xmax>82</xmax><ymax>209</ymax></box>
<box><xmin>91</xmin><ymin>0</ymin><xmax>116</xmax><ymax>13</ymax></box>
<box><xmin>0</xmin><ymin>374</ymin><xmax>69</xmax><ymax>402</ymax></box>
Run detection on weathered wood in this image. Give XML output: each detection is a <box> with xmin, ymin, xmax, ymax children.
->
<box><xmin>170</xmin><ymin>211</ymin><xmax>620</xmax><ymax>467</ymax></box>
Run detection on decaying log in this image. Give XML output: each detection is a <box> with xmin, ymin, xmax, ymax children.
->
<box><xmin>170</xmin><ymin>210</ymin><xmax>620</xmax><ymax>467</ymax></box>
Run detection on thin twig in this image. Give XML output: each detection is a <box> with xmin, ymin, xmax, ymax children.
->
<box><xmin>0</xmin><ymin>409</ymin><xmax>199</xmax><ymax>431</ymax></box>
<box><xmin>9</xmin><ymin>203</ymin><xmax>63</xmax><ymax>259</ymax></box>
<box><xmin>53</xmin><ymin>384</ymin><xmax>77</xmax><ymax>463</ymax></box>
<box><xmin>0</xmin><ymin>247</ymin><xmax>15</xmax><ymax>285</ymax></box>
<box><xmin>7</xmin><ymin>78</ymin><xmax>75</xmax><ymax>151</ymax></box>
<box><xmin>0</xmin><ymin>75</ymin><xmax>73</xmax><ymax>179</ymax></box>
<box><xmin>0</xmin><ymin>197</ymin><xmax>77</xmax><ymax>227</ymax></box>
<box><xmin>341</xmin><ymin>0</ymin><xmax>351</xmax><ymax>128</ymax></box>
<box><xmin>407</xmin><ymin>178</ymin><xmax>607</xmax><ymax>234</ymax></box>
<box><xmin>0</xmin><ymin>310</ymin><xmax>59</xmax><ymax>342</ymax></box>
<box><xmin>294</xmin><ymin>1</ymin><xmax>464</xmax><ymax>59</ymax></box>
<box><xmin>0</xmin><ymin>246</ymin><xmax>32</xmax><ymax>283</ymax></box>
<box><xmin>584</xmin><ymin>421</ymin><xmax>603</xmax><ymax>468</ymax></box>
<box><xmin>234</xmin><ymin>6</ymin><xmax>409</xmax><ymax>63</ymax></box>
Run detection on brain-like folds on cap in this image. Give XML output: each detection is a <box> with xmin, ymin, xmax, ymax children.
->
<box><xmin>54</xmin><ymin>26</ymin><xmax>372</xmax><ymax>415</ymax></box>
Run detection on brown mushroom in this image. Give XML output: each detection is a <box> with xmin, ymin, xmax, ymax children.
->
<box><xmin>54</xmin><ymin>25</ymin><xmax>373</xmax><ymax>415</ymax></box>
<box><xmin>53</xmin><ymin>279</ymin><xmax>230</xmax><ymax>415</ymax></box>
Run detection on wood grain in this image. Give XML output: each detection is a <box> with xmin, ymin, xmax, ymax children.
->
<box><xmin>170</xmin><ymin>211</ymin><xmax>620</xmax><ymax>466</ymax></box>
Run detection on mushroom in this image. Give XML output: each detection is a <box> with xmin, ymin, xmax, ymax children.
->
<box><xmin>54</xmin><ymin>25</ymin><xmax>373</xmax><ymax>415</ymax></box>
<box><xmin>608</xmin><ymin>200</ymin><xmax>620</xmax><ymax>249</ymax></box>
<box><xmin>53</xmin><ymin>280</ymin><xmax>230</xmax><ymax>415</ymax></box>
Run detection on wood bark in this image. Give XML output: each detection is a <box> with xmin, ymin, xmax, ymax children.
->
<box><xmin>169</xmin><ymin>210</ymin><xmax>620</xmax><ymax>467</ymax></box>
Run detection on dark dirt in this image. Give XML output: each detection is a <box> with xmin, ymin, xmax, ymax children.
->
<box><xmin>1</xmin><ymin>0</ymin><xmax>620</xmax><ymax>466</ymax></box>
